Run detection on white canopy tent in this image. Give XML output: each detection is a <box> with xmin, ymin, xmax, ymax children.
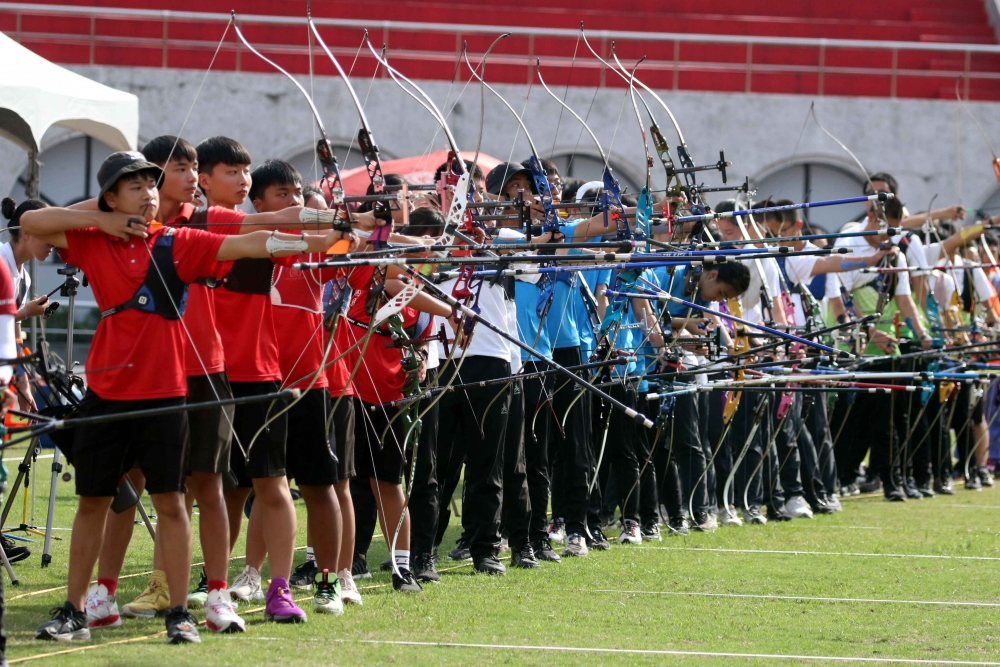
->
<box><xmin>0</xmin><ymin>30</ymin><xmax>139</xmax><ymax>199</ymax></box>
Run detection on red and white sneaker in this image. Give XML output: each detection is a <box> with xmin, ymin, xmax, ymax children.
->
<box><xmin>85</xmin><ymin>583</ymin><xmax>121</xmax><ymax>628</ymax></box>
<box><xmin>204</xmin><ymin>589</ymin><xmax>246</xmax><ymax>633</ymax></box>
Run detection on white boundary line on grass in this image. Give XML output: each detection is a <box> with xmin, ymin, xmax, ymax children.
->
<box><xmin>343</xmin><ymin>639</ymin><xmax>1000</xmax><ymax>665</ymax></box>
<box><xmin>594</xmin><ymin>589</ymin><xmax>1000</xmax><ymax>607</ymax></box>
<box><xmin>637</xmin><ymin>546</ymin><xmax>1000</xmax><ymax>561</ymax></box>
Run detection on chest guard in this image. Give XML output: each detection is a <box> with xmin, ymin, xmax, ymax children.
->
<box><xmin>184</xmin><ymin>207</ymin><xmax>274</xmax><ymax>295</ymax></box>
<box><xmin>100</xmin><ymin>227</ymin><xmax>188</xmax><ymax>321</ymax></box>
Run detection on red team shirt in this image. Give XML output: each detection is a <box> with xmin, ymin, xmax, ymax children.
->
<box><xmin>0</xmin><ymin>259</ymin><xmax>16</xmax><ymax>316</ymax></box>
<box><xmin>270</xmin><ymin>253</ymin><xmax>340</xmax><ymax>391</ymax></box>
<box><xmin>166</xmin><ymin>203</ymin><xmax>244</xmax><ymax>377</ymax></box>
<box><xmin>334</xmin><ymin>266</ymin><xmax>420</xmax><ymax>405</ymax></box>
<box><xmin>59</xmin><ymin>226</ymin><xmax>231</xmax><ymax>400</ymax></box>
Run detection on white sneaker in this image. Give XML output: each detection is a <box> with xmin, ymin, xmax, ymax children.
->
<box><xmin>85</xmin><ymin>583</ymin><xmax>121</xmax><ymax>628</ymax></box>
<box><xmin>825</xmin><ymin>495</ymin><xmax>843</xmax><ymax>512</ymax></box>
<box><xmin>718</xmin><ymin>506</ymin><xmax>743</xmax><ymax>526</ymax></box>
<box><xmin>228</xmin><ymin>566</ymin><xmax>265</xmax><ymax>603</ymax></box>
<box><xmin>204</xmin><ymin>589</ymin><xmax>246</xmax><ymax>633</ymax></box>
<box><xmin>783</xmin><ymin>495</ymin><xmax>814</xmax><ymax>519</ymax></box>
<box><xmin>618</xmin><ymin>519</ymin><xmax>642</xmax><ymax>545</ymax></box>
<box><xmin>547</xmin><ymin>518</ymin><xmax>566</xmax><ymax>543</ymax></box>
<box><xmin>312</xmin><ymin>570</ymin><xmax>344</xmax><ymax>615</ymax></box>
<box><xmin>338</xmin><ymin>569</ymin><xmax>363</xmax><ymax>606</ymax></box>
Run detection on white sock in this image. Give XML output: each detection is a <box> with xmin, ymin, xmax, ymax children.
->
<box><xmin>306</xmin><ymin>547</ymin><xmax>315</xmax><ymax>562</ymax></box>
<box><xmin>393</xmin><ymin>550</ymin><xmax>410</xmax><ymax>570</ymax></box>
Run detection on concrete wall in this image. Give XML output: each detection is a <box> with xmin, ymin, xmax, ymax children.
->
<box><xmin>3</xmin><ymin>64</ymin><xmax>1000</xmax><ymax>217</ymax></box>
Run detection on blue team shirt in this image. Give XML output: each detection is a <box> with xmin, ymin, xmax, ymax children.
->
<box><xmin>544</xmin><ymin>220</ymin><xmax>588</xmax><ymax>349</ymax></box>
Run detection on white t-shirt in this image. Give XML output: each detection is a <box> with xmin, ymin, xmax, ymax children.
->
<box><xmin>784</xmin><ymin>241</ymin><xmax>836</xmax><ymax>327</ymax></box>
<box><xmin>826</xmin><ymin>233</ymin><xmax>911</xmax><ymax>298</ymax></box>
<box><xmin>923</xmin><ymin>244</ymin><xmax>994</xmax><ymax>304</ymax></box>
<box><xmin>741</xmin><ymin>255</ymin><xmax>782</xmax><ymax>323</ymax></box>
<box><xmin>437</xmin><ymin>278</ymin><xmax>513</xmax><ymax>362</ymax></box>
<box><xmin>0</xmin><ymin>243</ymin><xmax>27</xmax><ymax>309</ymax></box>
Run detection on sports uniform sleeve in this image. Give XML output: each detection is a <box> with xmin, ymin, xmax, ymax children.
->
<box><xmin>207</xmin><ymin>206</ymin><xmax>247</xmax><ymax>236</ymax></box>
<box><xmin>972</xmin><ymin>267</ymin><xmax>995</xmax><ymax>303</ymax></box>
<box><xmin>0</xmin><ymin>258</ymin><xmax>17</xmax><ymax>317</ymax></box>
<box><xmin>172</xmin><ymin>228</ymin><xmax>234</xmax><ymax>284</ymax></box>
<box><xmin>58</xmin><ymin>228</ymin><xmax>107</xmax><ymax>275</ymax></box>
<box><xmin>893</xmin><ymin>253</ymin><xmax>911</xmax><ymax>297</ymax></box>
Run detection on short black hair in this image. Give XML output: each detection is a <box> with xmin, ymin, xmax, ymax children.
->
<box><xmin>561</xmin><ymin>178</ymin><xmax>585</xmax><ymax>202</ymax></box>
<box><xmin>357</xmin><ymin>173</ymin><xmax>408</xmax><ymax>213</ymax></box>
<box><xmin>713</xmin><ymin>261</ymin><xmax>751</xmax><ymax>296</ymax></box>
<box><xmin>141</xmin><ymin>135</ymin><xmax>197</xmax><ymax>168</ymax></box>
<box><xmin>882</xmin><ymin>196</ymin><xmax>904</xmax><ymax>222</ymax></box>
<box><xmin>195</xmin><ymin>136</ymin><xmax>251</xmax><ymax>175</ymax></box>
<box><xmin>249</xmin><ymin>159</ymin><xmax>302</xmax><ymax>203</ymax></box>
<box><xmin>302</xmin><ymin>184</ymin><xmax>326</xmax><ymax>205</ymax></box>
<box><xmin>1</xmin><ymin>197</ymin><xmax>46</xmax><ymax>242</ymax></box>
<box><xmin>775</xmin><ymin>199</ymin><xmax>799</xmax><ymax>225</ymax></box>
<box><xmin>866</xmin><ymin>172</ymin><xmax>898</xmax><ymax>195</ymax></box>
<box><xmin>520</xmin><ymin>157</ymin><xmax>559</xmax><ymax>177</ymax></box>
<box><xmin>433</xmin><ymin>160</ymin><xmax>485</xmax><ymax>184</ymax></box>
<box><xmin>401</xmin><ymin>206</ymin><xmax>446</xmax><ymax>237</ymax></box>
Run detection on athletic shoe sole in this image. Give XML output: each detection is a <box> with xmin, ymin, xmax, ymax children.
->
<box><xmin>206</xmin><ymin>619</ymin><xmax>246</xmax><ymax>633</ymax></box>
<box><xmin>264</xmin><ymin>613</ymin><xmax>308</xmax><ymax>623</ymax></box>
<box><xmin>312</xmin><ymin>604</ymin><xmax>344</xmax><ymax>616</ymax></box>
<box><xmin>120</xmin><ymin>608</ymin><xmax>164</xmax><ymax>619</ymax></box>
<box><xmin>165</xmin><ymin>633</ymin><xmax>202</xmax><ymax>644</ymax></box>
<box><xmin>87</xmin><ymin>615</ymin><xmax>121</xmax><ymax>628</ymax></box>
<box><xmin>38</xmin><ymin>628</ymin><xmax>91</xmax><ymax>641</ymax></box>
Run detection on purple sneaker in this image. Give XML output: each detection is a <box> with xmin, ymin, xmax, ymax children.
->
<box><xmin>264</xmin><ymin>578</ymin><xmax>307</xmax><ymax>624</ymax></box>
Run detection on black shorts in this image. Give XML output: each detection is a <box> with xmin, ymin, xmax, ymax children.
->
<box><xmin>229</xmin><ymin>380</ymin><xmax>288</xmax><ymax>487</ymax></box>
<box><xmin>330</xmin><ymin>395</ymin><xmax>356</xmax><ymax>481</ymax></box>
<box><xmin>72</xmin><ymin>390</ymin><xmax>189</xmax><ymax>497</ymax></box>
<box><xmin>353</xmin><ymin>398</ymin><xmax>407</xmax><ymax>484</ymax></box>
<box><xmin>287</xmin><ymin>389</ymin><xmax>338</xmax><ymax>486</ymax></box>
<box><xmin>186</xmin><ymin>372</ymin><xmax>234</xmax><ymax>475</ymax></box>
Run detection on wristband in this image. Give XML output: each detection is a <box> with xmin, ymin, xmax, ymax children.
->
<box><xmin>265</xmin><ymin>231</ymin><xmax>308</xmax><ymax>257</ymax></box>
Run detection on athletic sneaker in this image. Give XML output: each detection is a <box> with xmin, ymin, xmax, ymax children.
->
<box><xmin>563</xmin><ymin>533</ymin><xmax>588</xmax><ymax>557</ymax></box>
<box><xmin>547</xmin><ymin>517</ymin><xmax>567</xmax><ymax>543</ymax></box>
<box><xmin>264</xmin><ymin>578</ymin><xmax>307</xmax><ymax>623</ymax></box>
<box><xmin>312</xmin><ymin>570</ymin><xmax>344</xmax><ymax>616</ymax></box>
<box><xmin>742</xmin><ymin>505</ymin><xmax>768</xmax><ymax>525</ymax></box>
<box><xmin>859</xmin><ymin>475</ymin><xmax>882</xmax><ymax>494</ymax></box>
<box><xmin>839</xmin><ymin>481</ymin><xmax>860</xmax><ymax>497</ymax></box>
<box><xmin>164</xmin><ymin>606</ymin><xmax>201</xmax><ymax>644</ymax></box>
<box><xmin>934</xmin><ymin>476</ymin><xmax>956</xmax><ymax>495</ymax></box>
<box><xmin>783</xmin><ymin>495</ymin><xmax>814</xmax><ymax>519</ymax></box>
<box><xmin>204</xmin><ymin>589</ymin><xmax>246</xmax><ymax>633</ymax></box>
<box><xmin>412</xmin><ymin>553</ymin><xmax>440</xmax><ymax>583</ymax></box>
<box><xmin>379</xmin><ymin>557</ymin><xmax>393</xmax><ymax>572</ymax></box>
<box><xmin>290</xmin><ymin>559</ymin><xmax>318</xmax><ymax>590</ymax></box>
<box><xmin>84</xmin><ymin>583</ymin><xmax>121</xmax><ymax>628</ymax></box>
<box><xmin>392</xmin><ymin>567</ymin><xmax>422</xmax><ymax>593</ymax></box>
<box><xmin>351</xmin><ymin>553</ymin><xmax>372</xmax><ymax>580</ymax></box>
<box><xmin>36</xmin><ymin>601</ymin><xmax>90</xmax><ymax>641</ymax></box>
<box><xmin>473</xmin><ymin>554</ymin><xmax>507</xmax><ymax>575</ymax></box>
<box><xmin>229</xmin><ymin>566</ymin><xmax>265</xmax><ymax>603</ymax></box>
<box><xmin>187</xmin><ymin>570</ymin><xmax>208</xmax><ymax>609</ymax></box>
<box><xmin>448</xmin><ymin>538</ymin><xmax>472</xmax><ymax>562</ymax></box>
<box><xmin>531</xmin><ymin>538</ymin><xmax>561</xmax><ymax>563</ymax></box>
<box><xmin>338</xmin><ymin>569</ymin><xmax>363</xmax><ymax>606</ymax></box>
<box><xmin>618</xmin><ymin>520</ymin><xmax>642</xmax><ymax>545</ymax></box>
<box><xmin>884</xmin><ymin>489</ymin><xmax>907</xmax><ymax>502</ymax></box>
<box><xmin>718</xmin><ymin>507</ymin><xmax>743</xmax><ymax>527</ymax></box>
<box><xmin>510</xmin><ymin>544</ymin><xmax>540</xmax><ymax>569</ymax></box>
<box><xmin>667</xmin><ymin>515</ymin><xmax>690</xmax><ymax>535</ymax></box>
<box><xmin>692</xmin><ymin>512</ymin><xmax>718</xmax><ymax>532</ymax></box>
<box><xmin>587</xmin><ymin>526</ymin><xmax>611</xmax><ymax>551</ymax></box>
<box><xmin>641</xmin><ymin>522</ymin><xmax>662</xmax><ymax>542</ymax></box>
<box><xmin>121</xmin><ymin>572</ymin><xmax>169</xmax><ymax>618</ymax></box>
<box><xmin>978</xmin><ymin>465</ymin><xmax>995</xmax><ymax>488</ymax></box>
<box><xmin>767</xmin><ymin>505</ymin><xmax>794</xmax><ymax>521</ymax></box>
<box><xmin>825</xmin><ymin>495</ymin><xmax>844</xmax><ymax>511</ymax></box>
<box><xmin>1</xmin><ymin>536</ymin><xmax>30</xmax><ymax>564</ymax></box>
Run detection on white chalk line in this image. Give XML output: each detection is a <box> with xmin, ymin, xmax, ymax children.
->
<box><xmin>594</xmin><ymin>589</ymin><xmax>1000</xmax><ymax>608</ymax></box>
<box><xmin>637</xmin><ymin>546</ymin><xmax>1000</xmax><ymax>561</ymax></box>
<box><xmin>339</xmin><ymin>639</ymin><xmax>1000</xmax><ymax>665</ymax></box>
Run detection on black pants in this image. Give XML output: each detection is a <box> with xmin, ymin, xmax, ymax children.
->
<box><xmin>660</xmin><ymin>392</ymin><xmax>710</xmax><ymax>518</ymax></box>
<box><xmin>436</xmin><ymin>356</ymin><xmax>511</xmax><ymax>559</ymax></box>
<box><xmin>523</xmin><ymin>362</ymin><xmax>554</xmax><ymax>544</ymax></box>
<box><xmin>797</xmin><ymin>394</ymin><xmax>836</xmax><ymax>502</ymax></box>
<box><xmin>501</xmin><ymin>379</ymin><xmax>531</xmax><ymax>549</ymax></box>
<box><xmin>768</xmin><ymin>393</ymin><xmax>805</xmax><ymax>504</ymax></box>
<box><xmin>831</xmin><ymin>363</ymin><xmax>900</xmax><ymax>495</ymax></box>
<box><xmin>706</xmin><ymin>389</ymin><xmax>732</xmax><ymax>509</ymax></box>
<box><xmin>608</xmin><ymin>383</ymin><xmax>641</xmax><ymax>523</ymax></box>
<box><xmin>952</xmin><ymin>382</ymin><xmax>983</xmax><ymax>477</ymax></box>
<box><xmin>730</xmin><ymin>392</ymin><xmax>771</xmax><ymax>510</ymax></box>
<box><xmin>351</xmin><ymin>476</ymin><xmax>378</xmax><ymax>558</ymax></box>
<box><xmin>636</xmin><ymin>398</ymin><xmax>660</xmax><ymax>525</ymax></box>
<box><xmin>548</xmin><ymin>347</ymin><xmax>593</xmax><ymax>536</ymax></box>
<box><xmin>408</xmin><ymin>368</ymin><xmax>440</xmax><ymax>557</ymax></box>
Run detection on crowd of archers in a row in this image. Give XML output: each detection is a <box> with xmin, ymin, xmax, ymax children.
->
<box><xmin>3</xmin><ymin>132</ymin><xmax>999</xmax><ymax>648</ymax></box>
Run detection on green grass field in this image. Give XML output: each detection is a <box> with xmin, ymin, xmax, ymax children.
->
<box><xmin>4</xmin><ymin>443</ymin><xmax>1000</xmax><ymax>666</ymax></box>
